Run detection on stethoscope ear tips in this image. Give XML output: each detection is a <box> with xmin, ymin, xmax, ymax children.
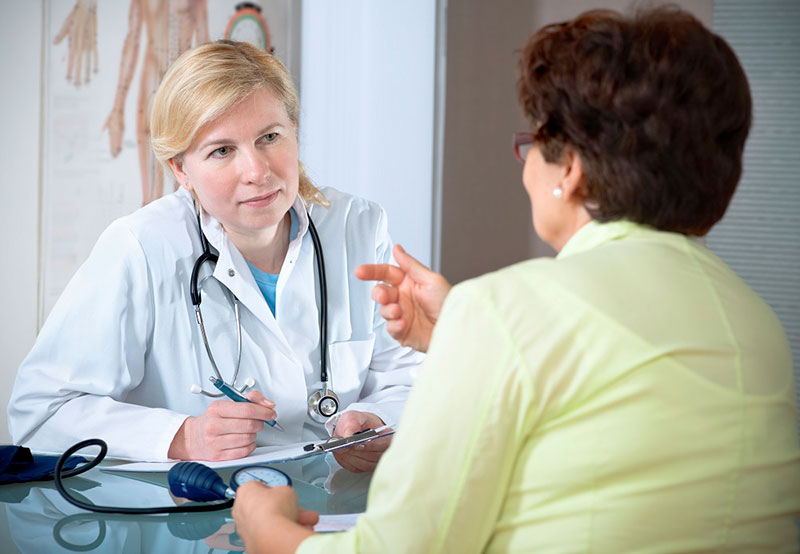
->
<box><xmin>190</xmin><ymin>384</ymin><xmax>203</xmax><ymax>395</ymax></box>
<box><xmin>232</xmin><ymin>376</ymin><xmax>256</xmax><ymax>394</ymax></box>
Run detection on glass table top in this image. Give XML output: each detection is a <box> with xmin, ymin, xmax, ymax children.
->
<box><xmin>0</xmin><ymin>454</ymin><xmax>370</xmax><ymax>553</ymax></box>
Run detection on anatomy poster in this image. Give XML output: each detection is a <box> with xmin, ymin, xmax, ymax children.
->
<box><xmin>41</xmin><ymin>0</ymin><xmax>296</xmax><ymax>322</ymax></box>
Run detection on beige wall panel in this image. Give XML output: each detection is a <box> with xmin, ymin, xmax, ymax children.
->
<box><xmin>441</xmin><ymin>0</ymin><xmax>712</xmax><ymax>284</ymax></box>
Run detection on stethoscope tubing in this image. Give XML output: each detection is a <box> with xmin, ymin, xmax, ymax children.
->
<box><xmin>306</xmin><ymin>215</ymin><xmax>329</xmax><ymax>384</ymax></box>
<box><xmin>190</xmin><ymin>208</ymin><xmax>333</xmax><ymax>405</ymax></box>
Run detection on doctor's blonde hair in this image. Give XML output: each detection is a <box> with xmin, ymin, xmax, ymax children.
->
<box><xmin>150</xmin><ymin>40</ymin><xmax>328</xmax><ymax>207</ymax></box>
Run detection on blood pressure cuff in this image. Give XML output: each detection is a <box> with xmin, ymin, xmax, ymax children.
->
<box><xmin>0</xmin><ymin>445</ymin><xmax>86</xmax><ymax>485</ymax></box>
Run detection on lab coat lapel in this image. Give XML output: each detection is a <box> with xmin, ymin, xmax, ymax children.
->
<box><xmin>278</xmin><ymin>204</ymin><xmax>320</xmax><ymax>371</ymax></box>
<box><xmin>200</xmin><ymin>213</ymin><xmax>294</xmax><ymax>353</ymax></box>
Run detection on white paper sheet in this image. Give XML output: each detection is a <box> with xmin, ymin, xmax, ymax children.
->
<box><xmin>102</xmin><ymin>425</ymin><xmax>395</xmax><ymax>473</ymax></box>
<box><xmin>102</xmin><ymin>443</ymin><xmax>311</xmax><ymax>473</ymax></box>
<box><xmin>314</xmin><ymin>513</ymin><xmax>360</xmax><ymax>533</ymax></box>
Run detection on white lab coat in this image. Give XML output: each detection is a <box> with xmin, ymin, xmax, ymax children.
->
<box><xmin>8</xmin><ymin>187</ymin><xmax>423</xmax><ymax>461</ymax></box>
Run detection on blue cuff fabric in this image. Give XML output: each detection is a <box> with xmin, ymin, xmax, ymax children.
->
<box><xmin>0</xmin><ymin>445</ymin><xmax>86</xmax><ymax>484</ymax></box>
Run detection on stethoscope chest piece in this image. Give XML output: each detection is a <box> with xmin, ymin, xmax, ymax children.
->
<box><xmin>307</xmin><ymin>385</ymin><xmax>340</xmax><ymax>424</ymax></box>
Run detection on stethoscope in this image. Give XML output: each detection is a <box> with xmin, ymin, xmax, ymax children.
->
<box><xmin>189</xmin><ymin>209</ymin><xmax>340</xmax><ymax>424</ymax></box>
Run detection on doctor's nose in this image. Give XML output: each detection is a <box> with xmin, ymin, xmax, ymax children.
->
<box><xmin>240</xmin><ymin>150</ymin><xmax>270</xmax><ymax>185</ymax></box>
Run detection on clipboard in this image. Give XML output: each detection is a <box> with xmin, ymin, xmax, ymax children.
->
<box><xmin>102</xmin><ymin>425</ymin><xmax>395</xmax><ymax>474</ymax></box>
<box><xmin>302</xmin><ymin>425</ymin><xmax>394</xmax><ymax>454</ymax></box>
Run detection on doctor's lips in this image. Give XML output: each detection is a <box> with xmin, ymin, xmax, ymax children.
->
<box><xmin>241</xmin><ymin>190</ymin><xmax>280</xmax><ymax>206</ymax></box>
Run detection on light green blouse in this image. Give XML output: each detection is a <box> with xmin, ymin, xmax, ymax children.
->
<box><xmin>299</xmin><ymin>221</ymin><xmax>800</xmax><ymax>553</ymax></box>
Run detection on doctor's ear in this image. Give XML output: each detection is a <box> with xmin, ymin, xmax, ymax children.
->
<box><xmin>168</xmin><ymin>157</ymin><xmax>192</xmax><ymax>191</ymax></box>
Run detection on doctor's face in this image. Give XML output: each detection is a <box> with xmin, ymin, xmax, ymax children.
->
<box><xmin>170</xmin><ymin>87</ymin><xmax>299</xmax><ymax>237</ymax></box>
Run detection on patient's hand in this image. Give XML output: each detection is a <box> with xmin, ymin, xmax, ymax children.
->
<box><xmin>232</xmin><ymin>482</ymin><xmax>317</xmax><ymax>553</ymax></box>
<box><xmin>356</xmin><ymin>244</ymin><xmax>451</xmax><ymax>353</ymax></box>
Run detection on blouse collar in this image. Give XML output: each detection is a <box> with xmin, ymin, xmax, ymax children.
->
<box><xmin>556</xmin><ymin>220</ymin><xmax>647</xmax><ymax>260</ymax></box>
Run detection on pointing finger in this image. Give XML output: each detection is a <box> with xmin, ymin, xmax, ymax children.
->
<box><xmin>355</xmin><ymin>263</ymin><xmax>406</xmax><ymax>286</ymax></box>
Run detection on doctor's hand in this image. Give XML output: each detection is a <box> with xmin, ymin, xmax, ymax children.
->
<box><xmin>233</xmin><ymin>481</ymin><xmax>318</xmax><ymax>553</ymax></box>
<box><xmin>331</xmin><ymin>411</ymin><xmax>392</xmax><ymax>473</ymax></box>
<box><xmin>356</xmin><ymin>244</ymin><xmax>451</xmax><ymax>353</ymax></box>
<box><xmin>168</xmin><ymin>391</ymin><xmax>277</xmax><ymax>461</ymax></box>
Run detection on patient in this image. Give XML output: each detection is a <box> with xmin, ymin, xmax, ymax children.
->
<box><xmin>232</xmin><ymin>7</ymin><xmax>800</xmax><ymax>553</ymax></box>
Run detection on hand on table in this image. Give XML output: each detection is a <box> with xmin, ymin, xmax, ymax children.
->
<box><xmin>331</xmin><ymin>410</ymin><xmax>392</xmax><ymax>473</ymax></box>
<box><xmin>355</xmin><ymin>244</ymin><xmax>451</xmax><ymax>353</ymax></box>
<box><xmin>168</xmin><ymin>390</ymin><xmax>277</xmax><ymax>461</ymax></box>
<box><xmin>232</xmin><ymin>481</ymin><xmax>317</xmax><ymax>553</ymax></box>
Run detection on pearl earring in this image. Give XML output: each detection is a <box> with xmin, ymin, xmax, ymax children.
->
<box><xmin>552</xmin><ymin>186</ymin><xmax>564</xmax><ymax>198</ymax></box>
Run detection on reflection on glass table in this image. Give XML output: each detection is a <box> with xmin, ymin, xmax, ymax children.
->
<box><xmin>0</xmin><ymin>454</ymin><xmax>370</xmax><ymax>553</ymax></box>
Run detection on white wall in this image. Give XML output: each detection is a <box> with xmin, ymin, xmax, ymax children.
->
<box><xmin>298</xmin><ymin>0</ymin><xmax>437</xmax><ymax>266</ymax></box>
<box><xmin>0</xmin><ymin>1</ymin><xmax>43</xmax><ymax>444</ymax></box>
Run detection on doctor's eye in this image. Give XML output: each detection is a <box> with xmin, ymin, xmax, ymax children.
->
<box><xmin>260</xmin><ymin>132</ymin><xmax>279</xmax><ymax>144</ymax></box>
<box><xmin>210</xmin><ymin>146</ymin><xmax>231</xmax><ymax>158</ymax></box>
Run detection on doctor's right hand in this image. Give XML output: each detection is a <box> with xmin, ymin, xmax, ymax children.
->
<box><xmin>167</xmin><ymin>391</ymin><xmax>276</xmax><ymax>461</ymax></box>
<box><xmin>356</xmin><ymin>244</ymin><xmax>451</xmax><ymax>353</ymax></box>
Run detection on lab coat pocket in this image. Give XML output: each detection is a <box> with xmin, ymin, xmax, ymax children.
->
<box><xmin>327</xmin><ymin>338</ymin><xmax>376</xmax><ymax>402</ymax></box>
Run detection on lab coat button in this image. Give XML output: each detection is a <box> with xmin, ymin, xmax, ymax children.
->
<box><xmin>228</xmin><ymin>269</ymin><xmax>235</xmax><ymax>277</ymax></box>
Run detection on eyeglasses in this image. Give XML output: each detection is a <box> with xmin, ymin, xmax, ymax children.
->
<box><xmin>513</xmin><ymin>132</ymin><xmax>536</xmax><ymax>164</ymax></box>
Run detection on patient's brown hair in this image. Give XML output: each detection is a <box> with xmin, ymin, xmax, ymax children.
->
<box><xmin>518</xmin><ymin>7</ymin><xmax>751</xmax><ymax>235</ymax></box>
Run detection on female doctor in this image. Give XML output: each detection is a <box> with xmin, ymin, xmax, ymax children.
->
<box><xmin>8</xmin><ymin>40</ymin><xmax>423</xmax><ymax>467</ymax></box>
